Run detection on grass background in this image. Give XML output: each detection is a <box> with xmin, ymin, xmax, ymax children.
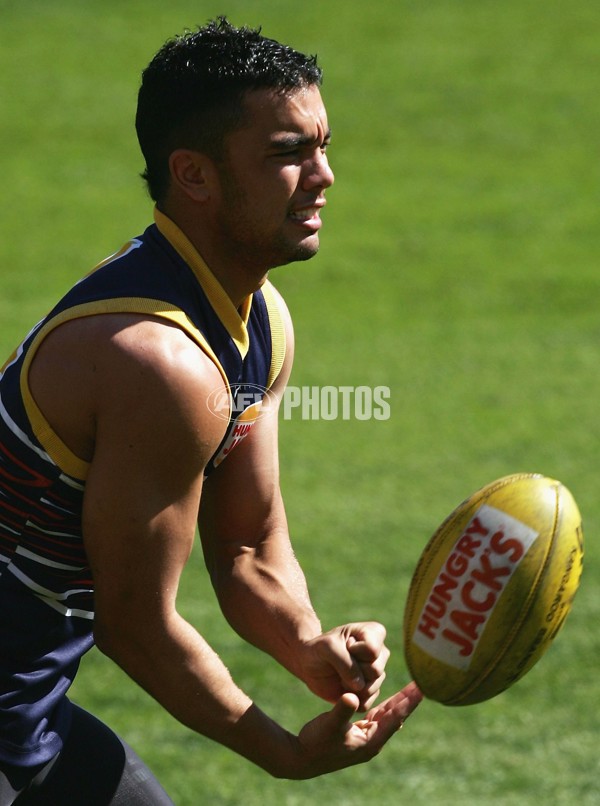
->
<box><xmin>1</xmin><ymin>0</ymin><xmax>599</xmax><ymax>803</ymax></box>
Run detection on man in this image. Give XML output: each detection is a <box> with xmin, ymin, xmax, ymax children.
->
<box><xmin>0</xmin><ymin>18</ymin><xmax>421</xmax><ymax>804</ymax></box>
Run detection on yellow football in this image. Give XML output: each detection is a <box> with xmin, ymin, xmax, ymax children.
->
<box><xmin>403</xmin><ymin>473</ymin><xmax>584</xmax><ymax>705</ymax></box>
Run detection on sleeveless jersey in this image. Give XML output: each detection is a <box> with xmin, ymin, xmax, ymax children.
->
<box><xmin>0</xmin><ymin>209</ymin><xmax>286</xmax><ymax>767</ymax></box>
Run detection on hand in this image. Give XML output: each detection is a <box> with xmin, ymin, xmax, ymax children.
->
<box><xmin>287</xmin><ymin>681</ymin><xmax>423</xmax><ymax>779</ymax></box>
<box><xmin>297</xmin><ymin>622</ymin><xmax>391</xmax><ymax>710</ymax></box>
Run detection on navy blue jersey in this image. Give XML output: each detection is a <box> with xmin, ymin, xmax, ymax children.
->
<box><xmin>0</xmin><ymin>209</ymin><xmax>286</xmax><ymax>767</ymax></box>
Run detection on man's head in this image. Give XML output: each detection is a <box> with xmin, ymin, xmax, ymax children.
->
<box><xmin>136</xmin><ymin>17</ymin><xmax>323</xmax><ymax>204</ymax></box>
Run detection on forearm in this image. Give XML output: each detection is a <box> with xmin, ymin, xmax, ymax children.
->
<box><xmin>211</xmin><ymin>526</ymin><xmax>322</xmax><ymax>679</ymax></box>
<box><xmin>94</xmin><ymin>611</ymin><xmax>298</xmax><ymax>777</ymax></box>
<box><xmin>94</xmin><ymin>609</ymin><xmax>422</xmax><ymax>782</ymax></box>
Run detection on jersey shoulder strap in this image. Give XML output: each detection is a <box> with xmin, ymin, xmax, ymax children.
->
<box><xmin>260</xmin><ymin>280</ymin><xmax>287</xmax><ymax>389</ymax></box>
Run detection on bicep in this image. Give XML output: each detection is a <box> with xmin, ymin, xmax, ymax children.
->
<box><xmin>199</xmin><ymin>288</ymin><xmax>295</xmax><ymax>545</ymax></box>
<box><xmin>198</xmin><ymin>399</ymin><xmax>287</xmax><ymax>592</ymax></box>
<box><xmin>198</xmin><ymin>293</ymin><xmax>295</xmax><ymax>575</ymax></box>
<box><xmin>81</xmin><ymin>320</ymin><xmax>225</xmax><ymax>640</ymax></box>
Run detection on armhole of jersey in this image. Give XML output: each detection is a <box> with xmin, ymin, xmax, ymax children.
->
<box><xmin>20</xmin><ymin>298</ymin><xmax>230</xmax><ymax>480</ymax></box>
<box><xmin>261</xmin><ymin>281</ymin><xmax>287</xmax><ymax>389</ymax></box>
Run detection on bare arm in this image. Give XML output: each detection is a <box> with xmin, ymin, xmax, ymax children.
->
<box><xmin>30</xmin><ymin>313</ymin><xmax>420</xmax><ymax>778</ymax></box>
<box><xmin>198</xmin><ymin>340</ymin><xmax>322</xmax><ymax>670</ymax></box>
<box><xmin>79</xmin><ymin>319</ymin><xmax>274</xmax><ymax>754</ymax></box>
<box><xmin>198</xmin><ymin>292</ymin><xmax>391</xmax><ymax>709</ymax></box>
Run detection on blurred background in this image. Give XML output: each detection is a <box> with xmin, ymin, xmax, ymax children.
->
<box><xmin>1</xmin><ymin>1</ymin><xmax>598</xmax><ymax>802</ymax></box>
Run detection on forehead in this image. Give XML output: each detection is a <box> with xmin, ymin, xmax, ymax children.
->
<box><xmin>236</xmin><ymin>85</ymin><xmax>329</xmax><ymax>143</ymax></box>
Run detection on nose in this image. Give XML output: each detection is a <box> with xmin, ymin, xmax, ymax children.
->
<box><xmin>302</xmin><ymin>149</ymin><xmax>335</xmax><ymax>192</ymax></box>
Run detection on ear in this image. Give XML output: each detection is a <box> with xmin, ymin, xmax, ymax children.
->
<box><xmin>168</xmin><ymin>149</ymin><xmax>217</xmax><ymax>202</ymax></box>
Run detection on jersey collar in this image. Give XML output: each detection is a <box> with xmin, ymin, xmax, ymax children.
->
<box><xmin>154</xmin><ymin>208</ymin><xmax>252</xmax><ymax>359</ymax></box>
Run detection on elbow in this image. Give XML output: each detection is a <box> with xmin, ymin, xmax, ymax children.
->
<box><xmin>92</xmin><ymin>608</ymin><xmax>143</xmax><ymax>663</ymax></box>
<box><xmin>93</xmin><ymin>616</ymin><xmax>122</xmax><ymax>660</ymax></box>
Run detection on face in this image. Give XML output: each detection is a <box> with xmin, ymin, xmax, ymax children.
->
<box><xmin>211</xmin><ymin>84</ymin><xmax>334</xmax><ymax>274</ymax></box>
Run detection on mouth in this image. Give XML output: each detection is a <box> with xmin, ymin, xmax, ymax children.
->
<box><xmin>288</xmin><ymin>203</ymin><xmax>325</xmax><ymax>230</ymax></box>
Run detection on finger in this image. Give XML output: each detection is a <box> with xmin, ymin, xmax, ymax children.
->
<box><xmin>359</xmin><ymin>679</ymin><xmax>386</xmax><ymax>712</ymax></box>
<box><xmin>345</xmin><ymin>623</ymin><xmax>387</xmax><ymax>662</ymax></box>
<box><xmin>351</xmin><ymin>645</ymin><xmax>389</xmax><ymax>685</ymax></box>
<box><xmin>397</xmin><ymin>681</ymin><xmax>424</xmax><ymax>715</ymax></box>
<box><xmin>366</xmin><ymin>681</ymin><xmax>423</xmax><ymax>725</ymax></box>
<box><xmin>353</xmin><ymin>663</ymin><xmax>388</xmax><ymax>711</ymax></box>
<box><xmin>318</xmin><ymin>636</ymin><xmax>366</xmax><ymax>694</ymax></box>
<box><xmin>395</xmin><ymin>681</ymin><xmax>423</xmax><ymax>727</ymax></box>
<box><xmin>349</xmin><ymin>686</ymin><xmax>422</xmax><ymax>753</ymax></box>
<box><xmin>347</xmin><ymin>630</ymin><xmax>390</xmax><ymax>709</ymax></box>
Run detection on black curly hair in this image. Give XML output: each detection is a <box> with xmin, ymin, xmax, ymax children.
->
<box><xmin>136</xmin><ymin>16</ymin><xmax>323</xmax><ymax>203</ymax></box>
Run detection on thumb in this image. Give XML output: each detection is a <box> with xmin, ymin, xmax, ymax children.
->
<box><xmin>297</xmin><ymin>692</ymin><xmax>361</xmax><ymax>755</ymax></box>
<box><xmin>327</xmin><ymin>692</ymin><xmax>360</xmax><ymax>734</ymax></box>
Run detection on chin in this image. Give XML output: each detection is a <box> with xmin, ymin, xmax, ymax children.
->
<box><xmin>291</xmin><ymin>234</ymin><xmax>321</xmax><ymax>261</ymax></box>
<box><xmin>264</xmin><ymin>233</ymin><xmax>321</xmax><ymax>270</ymax></box>
<box><xmin>276</xmin><ymin>247</ymin><xmax>319</xmax><ymax>269</ymax></box>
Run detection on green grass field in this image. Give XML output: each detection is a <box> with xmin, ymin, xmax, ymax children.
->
<box><xmin>1</xmin><ymin>0</ymin><xmax>599</xmax><ymax>803</ymax></box>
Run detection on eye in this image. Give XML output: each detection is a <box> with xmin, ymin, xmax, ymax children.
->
<box><xmin>270</xmin><ymin>149</ymin><xmax>304</xmax><ymax>166</ymax></box>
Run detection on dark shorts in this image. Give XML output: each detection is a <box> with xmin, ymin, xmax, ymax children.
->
<box><xmin>0</xmin><ymin>703</ymin><xmax>174</xmax><ymax>805</ymax></box>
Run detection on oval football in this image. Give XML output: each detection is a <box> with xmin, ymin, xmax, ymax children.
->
<box><xmin>403</xmin><ymin>473</ymin><xmax>584</xmax><ymax>705</ymax></box>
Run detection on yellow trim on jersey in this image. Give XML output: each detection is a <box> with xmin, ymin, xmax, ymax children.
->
<box><xmin>260</xmin><ymin>281</ymin><xmax>287</xmax><ymax>389</ymax></box>
<box><xmin>154</xmin><ymin>209</ymin><xmax>251</xmax><ymax>359</ymax></box>
<box><xmin>20</xmin><ymin>298</ymin><xmax>230</xmax><ymax>480</ymax></box>
<box><xmin>86</xmin><ymin>238</ymin><xmax>143</xmax><ymax>274</ymax></box>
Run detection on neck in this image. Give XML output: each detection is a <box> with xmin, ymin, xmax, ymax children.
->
<box><xmin>157</xmin><ymin>204</ymin><xmax>268</xmax><ymax>309</ymax></box>
<box><xmin>189</xmin><ymin>237</ymin><xmax>269</xmax><ymax>309</ymax></box>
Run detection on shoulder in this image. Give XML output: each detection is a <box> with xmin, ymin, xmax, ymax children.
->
<box><xmin>43</xmin><ymin>312</ymin><xmax>222</xmax><ymax>392</ymax></box>
<box><xmin>30</xmin><ymin>313</ymin><xmax>227</xmax><ymax>469</ymax></box>
<box><xmin>93</xmin><ymin>315</ymin><xmax>225</xmax><ymax>428</ymax></box>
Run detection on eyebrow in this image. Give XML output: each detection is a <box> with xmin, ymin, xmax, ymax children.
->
<box><xmin>269</xmin><ymin>130</ymin><xmax>332</xmax><ymax>150</ymax></box>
